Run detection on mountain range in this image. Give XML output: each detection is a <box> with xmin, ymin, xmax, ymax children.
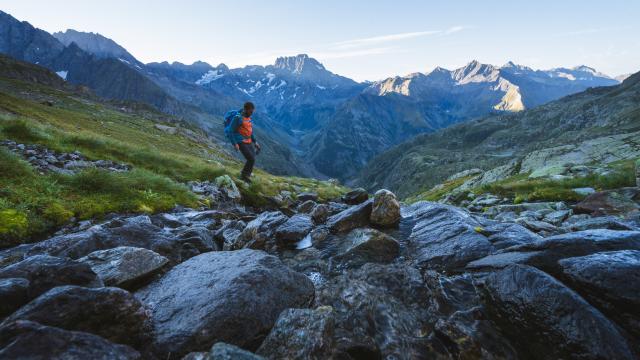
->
<box><xmin>0</xmin><ymin>10</ymin><xmax>625</xmax><ymax>184</ymax></box>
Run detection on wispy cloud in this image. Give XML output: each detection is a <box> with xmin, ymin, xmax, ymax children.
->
<box><xmin>332</xmin><ymin>26</ymin><xmax>468</xmax><ymax>49</ymax></box>
<box><xmin>228</xmin><ymin>25</ymin><xmax>469</xmax><ymax>66</ymax></box>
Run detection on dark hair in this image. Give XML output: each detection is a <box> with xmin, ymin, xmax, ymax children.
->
<box><xmin>243</xmin><ymin>102</ymin><xmax>255</xmax><ymax>110</ymax></box>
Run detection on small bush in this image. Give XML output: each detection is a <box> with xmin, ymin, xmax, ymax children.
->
<box><xmin>0</xmin><ymin>209</ymin><xmax>28</xmax><ymax>240</ymax></box>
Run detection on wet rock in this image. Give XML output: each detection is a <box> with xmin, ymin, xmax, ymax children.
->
<box><xmin>315</xmin><ymin>263</ymin><xmax>431</xmax><ymax>358</ymax></box>
<box><xmin>309</xmin><ymin>227</ymin><xmax>331</xmax><ymax>248</ymax></box>
<box><xmin>481</xmin><ymin>264</ymin><xmax>634</xmax><ymax>360</ymax></box>
<box><xmin>332</xmin><ymin>228</ymin><xmax>400</xmax><ymax>268</ymax></box>
<box><xmin>296</xmin><ymin>200</ymin><xmax>317</xmax><ymax>213</ymax></box>
<box><xmin>0</xmin><ymin>278</ymin><xmax>29</xmax><ymax>318</ymax></box>
<box><xmin>326</xmin><ymin>201</ymin><xmax>349</xmax><ymax>215</ymax></box>
<box><xmin>27</xmin><ymin>215</ymin><xmax>216</xmax><ymax>264</ymax></box>
<box><xmin>575</xmin><ymin>190</ymin><xmax>639</xmax><ymax>215</ymax></box>
<box><xmin>2</xmin><ymin>285</ymin><xmax>150</xmax><ymax>348</ymax></box>
<box><xmin>275</xmin><ymin>214</ymin><xmax>313</xmax><ymax>245</ymax></box>
<box><xmin>406</xmin><ymin>202</ymin><xmax>494</xmax><ymax>272</ymax></box>
<box><xmin>256</xmin><ymin>306</ymin><xmax>335</xmax><ymax>359</ymax></box>
<box><xmin>515</xmin><ymin>217</ymin><xmax>560</xmax><ymax>235</ymax></box>
<box><xmin>0</xmin><ymin>255</ymin><xmax>102</xmax><ymax>300</ymax></box>
<box><xmin>135</xmin><ymin>249</ymin><xmax>314</xmax><ymax>358</ymax></box>
<box><xmin>0</xmin><ymin>320</ymin><xmax>141</xmax><ymax>359</ymax></box>
<box><xmin>559</xmin><ymin>250</ymin><xmax>640</xmax><ymax>340</ymax></box>
<box><xmin>79</xmin><ymin>247</ymin><xmax>169</xmax><ymax>289</ymax></box>
<box><xmin>342</xmin><ymin>188</ymin><xmax>369</xmax><ymax>205</ymax></box>
<box><xmin>214</xmin><ymin>175</ymin><xmax>241</xmax><ymax>203</ymax></box>
<box><xmin>310</xmin><ymin>204</ymin><xmax>330</xmax><ymax>224</ymax></box>
<box><xmin>183</xmin><ymin>342</ymin><xmax>265</xmax><ymax>360</ymax></box>
<box><xmin>370</xmin><ymin>189</ymin><xmax>401</xmax><ymax>227</ymax></box>
<box><xmin>484</xmin><ymin>202</ymin><xmax>567</xmax><ymax>218</ymax></box>
<box><xmin>0</xmin><ymin>244</ymin><xmax>33</xmax><ymax>268</ymax></box>
<box><xmin>214</xmin><ymin>219</ymin><xmax>246</xmax><ymax>251</ymax></box>
<box><xmin>326</xmin><ymin>199</ymin><xmax>373</xmax><ymax>233</ymax></box>
<box><xmin>563</xmin><ymin>215</ymin><xmax>637</xmax><ymax>231</ymax></box>
<box><xmin>543</xmin><ymin>209</ymin><xmax>572</xmax><ymax>226</ymax></box>
<box><xmin>466</xmin><ymin>251</ymin><xmax>543</xmax><ymax>271</ymax></box>
<box><xmin>297</xmin><ymin>192</ymin><xmax>318</xmax><ymax>202</ymax></box>
<box><xmin>481</xmin><ymin>222</ymin><xmax>542</xmax><ymax>250</ymax></box>
<box><xmin>237</xmin><ymin>211</ymin><xmax>288</xmax><ymax>251</ymax></box>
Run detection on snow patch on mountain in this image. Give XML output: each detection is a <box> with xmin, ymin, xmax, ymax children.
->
<box><xmin>55</xmin><ymin>70</ymin><xmax>68</xmax><ymax>80</ymax></box>
<box><xmin>195</xmin><ymin>70</ymin><xmax>224</xmax><ymax>85</ymax></box>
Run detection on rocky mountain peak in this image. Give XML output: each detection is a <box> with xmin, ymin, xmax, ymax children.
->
<box><xmin>52</xmin><ymin>29</ymin><xmax>138</xmax><ymax>65</ymax></box>
<box><xmin>274</xmin><ymin>54</ymin><xmax>326</xmax><ymax>75</ymax></box>
<box><xmin>453</xmin><ymin>60</ymin><xmax>499</xmax><ymax>83</ymax></box>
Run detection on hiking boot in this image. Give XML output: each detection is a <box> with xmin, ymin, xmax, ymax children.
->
<box><xmin>240</xmin><ymin>174</ymin><xmax>252</xmax><ymax>184</ymax></box>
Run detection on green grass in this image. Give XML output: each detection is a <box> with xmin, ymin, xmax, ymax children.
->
<box><xmin>407</xmin><ymin>174</ymin><xmax>477</xmax><ymax>203</ymax></box>
<box><xmin>475</xmin><ymin>160</ymin><xmax>637</xmax><ymax>203</ymax></box>
<box><xmin>0</xmin><ymin>77</ymin><xmax>346</xmax><ymax>246</ymax></box>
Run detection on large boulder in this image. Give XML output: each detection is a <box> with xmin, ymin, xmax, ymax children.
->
<box><xmin>326</xmin><ymin>199</ymin><xmax>373</xmax><ymax>233</ymax></box>
<box><xmin>79</xmin><ymin>247</ymin><xmax>169</xmax><ymax>289</ymax></box>
<box><xmin>370</xmin><ymin>189</ymin><xmax>401</xmax><ymax>227</ymax></box>
<box><xmin>27</xmin><ymin>215</ymin><xmax>217</xmax><ymax>264</ymax></box>
<box><xmin>135</xmin><ymin>249</ymin><xmax>314</xmax><ymax>358</ymax></box>
<box><xmin>406</xmin><ymin>202</ymin><xmax>494</xmax><ymax>272</ymax></box>
<box><xmin>310</xmin><ymin>204</ymin><xmax>330</xmax><ymax>225</ymax></box>
<box><xmin>563</xmin><ymin>215</ymin><xmax>637</xmax><ymax>231</ymax></box>
<box><xmin>0</xmin><ymin>255</ymin><xmax>102</xmax><ymax>300</ymax></box>
<box><xmin>332</xmin><ymin>228</ymin><xmax>400</xmax><ymax>268</ymax></box>
<box><xmin>574</xmin><ymin>190</ymin><xmax>639</xmax><ymax>215</ymax></box>
<box><xmin>481</xmin><ymin>264</ymin><xmax>634</xmax><ymax>360</ymax></box>
<box><xmin>559</xmin><ymin>250</ymin><xmax>640</xmax><ymax>340</ymax></box>
<box><xmin>275</xmin><ymin>214</ymin><xmax>313</xmax><ymax>245</ymax></box>
<box><xmin>481</xmin><ymin>222</ymin><xmax>541</xmax><ymax>250</ymax></box>
<box><xmin>237</xmin><ymin>211</ymin><xmax>289</xmax><ymax>250</ymax></box>
<box><xmin>256</xmin><ymin>306</ymin><xmax>335</xmax><ymax>359</ymax></box>
<box><xmin>0</xmin><ymin>278</ymin><xmax>30</xmax><ymax>318</ymax></box>
<box><xmin>342</xmin><ymin>188</ymin><xmax>368</xmax><ymax>205</ymax></box>
<box><xmin>1</xmin><ymin>285</ymin><xmax>150</xmax><ymax>348</ymax></box>
<box><xmin>0</xmin><ymin>320</ymin><xmax>141</xmax><ymax>359</ymax></box>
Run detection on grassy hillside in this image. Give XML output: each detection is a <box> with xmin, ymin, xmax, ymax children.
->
<box><xmin>0</xmin><ymin>61</ymin><xmax>345</xmax><ymax>246</ymax></box>
<box><xmin>357</xmin><ymin>71</ymin><xmax>640</xmax><ymax>199</ymax></box>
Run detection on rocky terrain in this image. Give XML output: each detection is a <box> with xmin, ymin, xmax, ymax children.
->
<box><xmin>1</xmin><ymin>179</ymin><xmax>639</xmax><ymax>359</ymax></box>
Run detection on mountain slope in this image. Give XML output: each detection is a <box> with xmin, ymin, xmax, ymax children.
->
<box><xmin>52</xmin><ymin>29</ymin><xmax>140</xmax><ymax>65</ymax></box>
<box><xmin>357</xmin><ymin>71</ymin><xmax>640</xmax><ymax>198</ymax></box>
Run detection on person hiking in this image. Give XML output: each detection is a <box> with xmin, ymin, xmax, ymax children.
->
<box><xmin>227</xmin><ymin>102</ymin><xmax>261</xmax><ymax>183</ymax></box>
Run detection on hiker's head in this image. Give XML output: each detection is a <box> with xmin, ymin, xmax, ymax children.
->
<box><xmin>243</xmin><ymin>102</ymin><xmax>255</xmax><ymax>116</ymax></box>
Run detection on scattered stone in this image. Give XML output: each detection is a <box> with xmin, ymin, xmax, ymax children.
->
<box><xmin>257</xmin><ymin>307</ymin><xmax>335</xmax><ymax>359</ymax></box>
<box><xmin>275</xmin><ymin>214</ymin><xmax>313</xmax><ymax>245</ymax></box>
<box><xmin>214</xmin><ymin>219</ymin><xmax>246</xmax><ymax>251</ymax></box>
<box><xmin>310</xmin><ymin>204</ymin><xmax>330</xmax><ymax>224</ymax></box>
<box><xmin>297</xmin><ymin>192</ymin><xmax>318</xmax><ymax>202</ymax></box>
<box><xmin>237</xmin><ymin>211</ymin><xmax>289</xmax><ymax>250</ymax></box>
<box><xmin>79</xmin><ymin>247</ymin><xmax>169</xmax><ymax>289</ymax></box>
<box><xmin>574</xmin><ymin>190</ymin><xmax>639</xmax><ymax>215</ymax></box>
<box><xmin>370</xmin><ymin>189</ymin><xmax>401</xmax><ymax>227</ymax></box>
<box><xmin>326</xmin><ymin>199</ymin><xmax>373</xmax><ymax>233</ymax></box>
<box><xmin>0</xmin><ymin>255</ymin><xmax>102</xmax><ymax>300</ymax></box>
<box><xmin>543</xmin><ymin>209</ymin><xmax>572</xmax><ymax>226</ymax></box>
<box><xmin>2</xmin><ymin>286</ymin><xmax>150</xmax><ymax>348</ymax></box>
<box><xmin>563</xmin><ymin>215</ymin><xmax>636</xmax><ymax>232</ymax></box>
<box><xmin>135</xmin><ymin>250</ymin><xmax>314</xmax><ymax>358</ymax></box>
<box><xmin>481</xmin><ymin>265</ymin><xmax>634</xmax><ymax>360</ymax></box>
<box><xmin>515</xmin><ymin>217</ymin><xmax>560</xmax><ymax>235</ymax></box>
<box><xmin>573</xmin><ymin>187</ymin><xmax>596</xmax><ymax>196</ymax></box>
<box><xmin>0</xmin><ymin>320</ymin><xmax>142</xmax><ymax>359</ymax></box>
<box><xmin>342</xmin><ymin>188</ymin><xmax>368</xmax><ymax>205</ymax></box>
<box><xmin>296</xmin><ymin>200</ymin><xmax>317</xmax><ymax>213</ymax></box>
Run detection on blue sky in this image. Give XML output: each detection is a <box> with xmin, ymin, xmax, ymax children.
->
<box><xmin>1</xmin><ymin>0</ymin><xmax>639</xmax><ymax>81</ymax></box>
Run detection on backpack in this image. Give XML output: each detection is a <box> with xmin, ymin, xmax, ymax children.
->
<box><xmin>223</xmin><ymin>109</ymin><xmax>241</xmax><ymax>144</ymax></box>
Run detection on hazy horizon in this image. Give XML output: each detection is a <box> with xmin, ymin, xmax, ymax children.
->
<box><xmin>1</xmin><ymin>0</ymin><xmax>638</xmax><ymax>81</ymax></box>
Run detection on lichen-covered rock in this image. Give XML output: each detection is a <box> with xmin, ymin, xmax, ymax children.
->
<box><xmin>79</xmin><ymin>247</ymin><xmax>168</xmax><ymax>289</ymax></box>
<box><xmin>310</xmin><ymin>204</ymin><xmax>330</xmax><ymax>224</ymax></box>
<box><xmin>370</xmin><ymin>189</ymin><xmax>401</xmax><ymax>227</ymax></box>
<box><xmin>135</xmin><ymin>250</ymin><xmax>314</xmax><ymax>358</ymax></box>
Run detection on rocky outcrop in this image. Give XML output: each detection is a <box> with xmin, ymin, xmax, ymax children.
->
<box><xmin>256</xmin><ymin>307</ymin><xmax>335</xmax><ymax>359</ymax></box>
<box><xmin>370</xmin><ymin>189</ymin><xmax>401</xmax><ymax>227</ymax></box>
<box><xmin>135</xmin><ymin>250</ymin><xmax>314</xmax><ymax>358</ymax></box>
<box><xmin>0</xmin><ymin>278</ymin><xmax>29</xmax><ymax>318</ymax></box>
<box><xmin>574</xmin><ymin>190</ymin><xmax>639</xmax><ymax>215</ymax></box>
<box><xmin>78</xmin><ymin>247</ymin><xmax>169</xmax><ymax>289</ymax></box>
<box><xmin>481</xmin><ymin>265</ymin><xmax>635</xmax><ymax>359</ymax></box>
<box><xmin>275</xmin><ymin>214</ymin><xmax>313</xmax><ymax>245</ymax></box>
<box><xmin>0</xmin><ymin>320</ymin><xmax>142</xmax><ymax>359</ymax></box>
<box><xmin>332</xmin><ymin>228</ymin><xmax>400</xmax><ymax>268</ymax></box>
<box><xmin>2</xmin><ymin>285</ymin><xmax>150</xmax><ymax>348</ymax></box>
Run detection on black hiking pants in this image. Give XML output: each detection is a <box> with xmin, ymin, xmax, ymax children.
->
<box><xmin>238</xmin><ymin>142</ymin><xmax>255</xmax><ymax>178</ymax></box>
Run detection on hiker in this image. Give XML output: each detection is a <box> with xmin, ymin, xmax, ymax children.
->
<box><xmin>226</xmin><ymin>102</ymin><xmax>261</xmax><ymax>182</ymax></box>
